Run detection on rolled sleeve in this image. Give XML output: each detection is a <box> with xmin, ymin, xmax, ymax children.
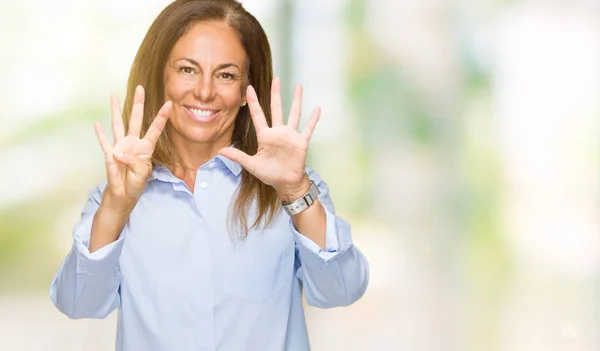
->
<box><xmin>74</xmin><ymin>222</ymin><xmax>126</xmax><ymax>276</ymax></box>
<box><xmin>293</xmin><ymin>211</ymin><xmax>369</xmax><ymax>308</ymax></box>
<box><xmin>71</xmin><ymin>183</ymin><xmax>126</xmax><ymax>276</ymax></box>
<box><xmin>290</xmin><ymin>204</ymin><xmax>353</xmax><ymax>268</ymax></box>
<box><xmin>50</xmin><ymin>182</ymin><xmax>124</xmax><ymax>319</ymax></box>
<box><xmin>289</xmin><ymin>167</ymin><xmax>369</xmax><ymax>308</ymax></box>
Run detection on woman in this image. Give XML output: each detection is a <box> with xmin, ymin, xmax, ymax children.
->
<box><xmin>50</xmin><ymin>0</ymin><xmax>369</xmax><ymax>350</ymax></box>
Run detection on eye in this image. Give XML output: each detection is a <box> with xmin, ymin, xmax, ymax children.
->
<box><xmin>218</xmin><ymin>72</ymin><xmax>235</xmax><ymax>80</ymax></box>
<box><xmin>179</xmin><ymin>66</ymin><xmax>195</xmax><ymax>75</ymax></box>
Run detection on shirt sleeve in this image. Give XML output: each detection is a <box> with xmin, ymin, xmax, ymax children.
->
<box><xmin>49</xmin><ymin>182</ymin><xmax>124</xmax><ymax>319</ymax></box>
<box><xmin>291</xmin><ymin>168</ymin><xmax>369</xmax><ymax>308</ymax></box>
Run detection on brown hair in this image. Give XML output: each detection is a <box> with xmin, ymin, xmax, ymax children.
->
<box><xmin>122</xmin><ymin>0</ymin><xmax>279</xmax><ymax>236</ymax></box>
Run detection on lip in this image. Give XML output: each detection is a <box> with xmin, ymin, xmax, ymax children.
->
<box><xmin>183</xmin><ymin>105</ymin><xmax>220</xmax><ymax>122</ymax></box>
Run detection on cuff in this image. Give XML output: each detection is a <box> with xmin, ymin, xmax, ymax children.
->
<box><xmin>291</xmin><ymin>204</ymin><xmax>352</xmax><ymax>268</ymax></box>
<box><xmin>73</xmin><ymin>218</ymin><xmax>126</xmax><ymax>276</ymax></box>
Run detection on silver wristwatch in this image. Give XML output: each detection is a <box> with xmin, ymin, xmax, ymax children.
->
<box><xmin>282</xmin><ymin>180</ymin><xmax>321</xmax><ymax>216</ymax></box>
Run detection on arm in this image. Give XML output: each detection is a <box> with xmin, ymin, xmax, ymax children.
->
<box><xmin>218</xmin><ymin>81</ymin><xmax>369</xmax><ymax>308</ymax></box>
<box><xmin>50</xmin><ymin>86</ymin><xmax>170</xmax><ymax>318</ymax></box>
<box><xmin>278</xmin><ymin>172</ymin><xmax>326</xmax><ymax>250</ymax></box>
<box><xmin>291</xmin><ymin>168</ymin><xmax>369</xmax><ymax>308</ymax></box>
<box><xmin>49</xmin><ymin>183</ymin><xmax>126</xmax><ymax>319</ymax></box>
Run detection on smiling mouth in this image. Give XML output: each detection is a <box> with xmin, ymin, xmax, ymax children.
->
<box><xmin>184</xmin><ymin>105</ymin><xmax>220</xmax><ymax>121</ymax></box>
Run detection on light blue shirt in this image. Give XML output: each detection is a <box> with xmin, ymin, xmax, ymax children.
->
<box><xmin>50</xmin><ymin>155</ymin><xmax>369</xmax><ymax>351</ymax></box>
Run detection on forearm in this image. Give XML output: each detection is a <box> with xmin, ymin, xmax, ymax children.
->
<box><xmin>294</xmin><ymin>205</ymin><xmax>369</xmax><ymax>307</ymax></box>
<box><xmin>51</xmin><ymin>183</ymin><xmax>125</xmax><ymax>319</ymax></box>
<box><xmin>89</xmin><ymin>195</ymin><xmax>134</xmax><ymax>253</ymax></box>
<box><xmin>277</xmin><ymin>174</ymin><xmax>326</xmax><ymax>250</ymax></box>
<box><xmin>285</xmin><ymin>168</ymin><xmax>369</xmax><ymax>307</ymax></box>
<box><xmin>290</xmin><ymin>199</ymin><xmax>326</xmax><ymax>250</ymax></box>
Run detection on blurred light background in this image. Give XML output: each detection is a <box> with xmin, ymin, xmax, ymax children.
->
<box><xmin>1</xmin><ymin>0</ymin><xmax>599</xmax><ymax>350</ymax></box>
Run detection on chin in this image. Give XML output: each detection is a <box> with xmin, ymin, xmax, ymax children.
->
<box><xmin>184</xmin><ymin>131</ymin><xmax>220</xmax><ymax>144</ymax></box>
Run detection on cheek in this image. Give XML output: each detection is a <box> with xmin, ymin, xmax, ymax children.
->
<box><xmin>217</xmin><ymin>85</ymin><xmax>243</xmax><ymax>109</ymax></box>
<box><xmin>163</xmin><ymin>76</ymin><xmax>177</xmax><ymax>100</ymax></box>
<box><xmin>164</xmin><ymin>75</ymin><xmax>193</xmax><ymax>100</ymax></box>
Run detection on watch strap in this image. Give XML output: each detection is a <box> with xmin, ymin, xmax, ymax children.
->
<box><xmin>282</xmin><ymin>180</ymin><xmax>321</xmax><ymax>216</ymax></box>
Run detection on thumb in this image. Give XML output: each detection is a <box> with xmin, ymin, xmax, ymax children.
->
<box><xmin>219</xmin><ymin>147</ymin><xmax>252</xmax><ymax>169</ymax></box>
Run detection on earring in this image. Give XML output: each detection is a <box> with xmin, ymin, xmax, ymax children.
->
<box><xmin>241</xmin><ymin>101</ymin><xmax>247</xmax><ymax>107</ymax></box>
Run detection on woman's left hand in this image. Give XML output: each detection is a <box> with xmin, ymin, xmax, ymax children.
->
<box><xmin>219</xmin><ymin>77</ymin><xmax>320</xmax><ymax>202</ymax></box>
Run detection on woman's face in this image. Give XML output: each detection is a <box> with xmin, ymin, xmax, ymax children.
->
<box><xmin>163</xmin><ymin>21</ymin><xmax>247</xmax><ymax>149</ymax></box>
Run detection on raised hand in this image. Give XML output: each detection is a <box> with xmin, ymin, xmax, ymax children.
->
<box><xmin>94</xmin><ymin>85</ymin><xmax>172</xmax><ymax>207</ymax></box>
<box><xmin>219</xmin><ymin>77</ymin><xmax>320</xmax><ymax>201</ymax></box>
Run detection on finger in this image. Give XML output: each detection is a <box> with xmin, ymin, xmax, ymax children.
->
<box><xmin>287</xmin><ymin>84</ymin><xmax>303</xmax><ymax>130</ymax></box>
<box><xmin>128</xmin><ymin>85</ymin><xmax>145</xmax><ymax>138</ymax></box>
<box><xmin>301</xmin><ymin>107</ymin><xmax>321</xmax><ymax>140</ymax></box>
<box><xmin>143</xmin><ymin>100</ymin><xmax>172</xmax><ymax>145</ymax></box>
<box><xmin>94</xmin><ymin>121</ymin><xmax>113</xmax><ymax>156</ymax></box>
<box><xmin>110</xmin><ymin>94</ymin><xmax>125</xmax><ymax>143</ymax></box>
<box><xmin>219</xmin><ymin>147</ymin><xmax>253</xmax><ymax>172</ymax></box>
<box><xmin>270</xmin><ymin>77</ymin><xmax>284</xmax><ymax>126</ymax></box>
<box><xmin>246</xmin><ymin>85</ymin><xmax>269</xmax><ymax>132</ymax></box>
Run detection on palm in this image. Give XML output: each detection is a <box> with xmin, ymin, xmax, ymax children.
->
<box><xmin>220</xmin><ymin>78</ymin><xmax>320</xmax><ymax>191</ymax></box>
<box><xmin>94</xmin><ymin>86</ymin><xmax>172</xmax><ymax>203</ymax></box>
<box><xmin>103</xmin><ymin>136</ymin><xmax>153</xmax><ymax>199</ymax></box>
<box><xmin>251</xmin><ymin>127</ymin><xmax>309</xmax><ymax>185</ymax></box>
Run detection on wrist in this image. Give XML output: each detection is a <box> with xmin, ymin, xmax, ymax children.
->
<box><xmin>276</xmin><ymin>174</ymin><xmax>311</xmax><ymax>203</ymax></box>
<box><xmin>100</xmin><ymin>193</ymin><xmax>136</xmax><ymax>217</ymax></box>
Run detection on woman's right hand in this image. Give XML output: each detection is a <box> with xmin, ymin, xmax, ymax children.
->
<box><xmin>94</xmin><ymin>85</ymin><xmax>172</xmax><ymax>209</ymax></box>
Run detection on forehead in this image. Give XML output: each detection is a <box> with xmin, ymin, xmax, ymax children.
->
<box><xmin>169</xmin><ymin>21</ymin><xmax>246</xmax><ymax>66</ymax></box>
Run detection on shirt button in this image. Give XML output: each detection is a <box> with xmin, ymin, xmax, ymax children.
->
<box><xmin>199</xmin><ymin>181</ymin><xmax>208</xmax><ymax>189</ymax></box>
<box><xmin>208</xmin><ymin>162</ymin><xmax>215</xmax><ymax>169</ymax></box>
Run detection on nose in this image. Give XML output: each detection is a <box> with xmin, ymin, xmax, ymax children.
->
<box><xmin>194</xmin><ymin>74</ymin><xmax>216</xmax><ymax>102</ymax></box>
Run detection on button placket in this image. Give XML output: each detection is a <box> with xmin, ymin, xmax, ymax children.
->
<box><xmin>194</xmin><ymin>167</ymin><xmax>213</xmax><ymax>213</ymax></box>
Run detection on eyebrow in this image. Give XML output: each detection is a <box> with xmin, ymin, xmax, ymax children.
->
<box><xmin>174</xmin><ymin>58</ymin><xmax>241</xmax><ymax>71</ymax></box>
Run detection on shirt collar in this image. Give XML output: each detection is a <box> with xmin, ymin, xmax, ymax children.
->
<box><xmin>150</xmin><ymin>165</ymin><xmax>180</xmax><ymax>183</ymax></box>
<box><xmin>216</xmin><ymin>154</ymin><xmax>242</xmax><ymax>176</ymax></box>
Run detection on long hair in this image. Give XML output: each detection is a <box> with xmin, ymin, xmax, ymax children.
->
<box><xmin>122</xmin><ymin>0</ymin><xmax>279</xmax><ymax>236</ymax></box>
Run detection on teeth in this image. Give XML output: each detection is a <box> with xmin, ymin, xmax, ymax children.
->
<box><xmin>188</xmin><ymin>107</ymin><xmax>215</xmax><ymax>117</ymax></box>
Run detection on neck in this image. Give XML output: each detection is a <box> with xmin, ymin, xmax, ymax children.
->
<box><xmin>169</xmin><ymin>134</ymin><xmax>232</xmax><ymax>178</ymax></box>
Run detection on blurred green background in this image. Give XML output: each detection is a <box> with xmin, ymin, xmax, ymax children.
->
<box><xmin>1</xmin><ymin>0</ymin><xmax>599</xmax><ymax>350</ymax></box>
